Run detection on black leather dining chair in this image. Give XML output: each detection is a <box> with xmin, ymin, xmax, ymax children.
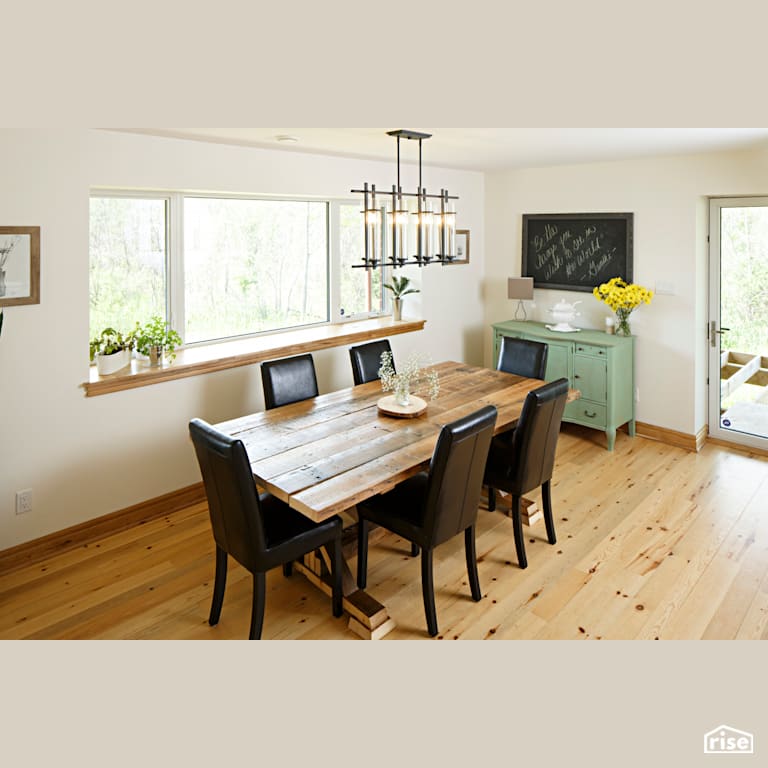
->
<box><xmin>487</xmin><ymin>336</ymin><xmax>550</xmax><ymax>509</ymax></box>
<box><xmin>349</xmin><ymin>339</ymin><xmax>394</xmax><ymax>385</ymax></box>
<box><xmin>483</xmin><ymin>378</ymin><xmax>569</xmax><ymax>569</ymax></box>
<box><xmin>356</xmin><ymin>405</ymin><xmax>497</xmax><ymax>637</ymax></box>
<box><xmin>497</xmin><ymin>336</ymin><xmax>548</xmax><ymax>379</ymax></box>
<box><xmin>189</xmin><ymin>418</ymin><xmax>343</xmax><ymax>639</ymax></box>
<box><xmin>261</xmin><ymin>353</ymin><xmax>319</xmax><ymax>410</ymax></box>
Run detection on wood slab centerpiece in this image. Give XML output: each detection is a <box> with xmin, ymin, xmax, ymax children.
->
<box><xmin>377</xmin><ymin>394</ymin><xmax>428</xmax><ymax>418</ymax></box>
<box><xmin>376</xmin><ymin>349</ymin><xmax>438</xmax><ymax>419</ymax></box>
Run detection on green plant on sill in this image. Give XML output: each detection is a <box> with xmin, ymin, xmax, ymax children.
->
<box><xmin>134</xmin><ymin>315</ymin><xmax>183</xmax><ymax>362</ymax></box>
<box><xmin>383</xmin><ymin>275</ymin><xmax>419</xmax><ymax>299</ymax></box>
<box><xmin>89</xmin><ymin>325</ymin><xmax>136</xmax><ymax>361</ymax></box>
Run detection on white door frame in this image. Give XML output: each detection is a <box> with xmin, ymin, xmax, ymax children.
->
<box><xmin>708</xmin><ymin>196</ymin><xmax>768</xmax><ymax>450</ymax></box>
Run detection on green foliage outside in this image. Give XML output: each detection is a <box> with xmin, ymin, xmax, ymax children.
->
<box><xmin>184</xmin><ymin>198</ymin><xmax>329</xmax><ymax>343</ymax></box>
<box><xmin>720</xmin><ymin>207</ymin><xmax>768</xmax><ymax>357</ymax></box>
<box><xmin>89</xmin><ymin>197</ymin><xmax>166</xmax><ymax>337</ymax></box>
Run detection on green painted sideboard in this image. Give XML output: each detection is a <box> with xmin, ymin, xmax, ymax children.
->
<box><xmin>491</xmin><ymin>320</ymin><xmax>635</xmax><ymax>451</ymax></box>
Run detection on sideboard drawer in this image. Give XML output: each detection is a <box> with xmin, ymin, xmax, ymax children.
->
<box><xmin>574</xmin><ymin>343</ymin><xmax>607</xmax><ymax>358</ymax></box>
<box><xmin>566</xmin><ymin>400</ymin><xmax>607</xmax><ymax>428</ymax></box>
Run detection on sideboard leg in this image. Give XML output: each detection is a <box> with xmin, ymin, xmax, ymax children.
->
<box><xmin>606</xmin><ymin>428</ymin><xmax>616</xmax><ymax>451</ymax></box>
<box><xmin>627</xmin><ymin>420</ymin><xmax>636</xmax><ymax>437</ymax></box>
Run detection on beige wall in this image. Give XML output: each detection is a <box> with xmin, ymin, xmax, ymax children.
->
<box><xmin>484</xmin><ymin>148</ymin><xmax>768</xmax><ymax>436</ymax></box>
<box><xmin>0</xmin><ymin>129</ymin><xmax>485</xmax><ymax>548</ymax></box>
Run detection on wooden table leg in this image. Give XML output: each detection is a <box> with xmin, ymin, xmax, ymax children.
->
<box><xmin>291</xmin><ymin>524</ymin><xmax>396</xmax><ymax>640</ymax></box>
<box><xmin>495</xmin><ymin>491</ymin><xmax>542</xmax><ymax>526</ymax></box>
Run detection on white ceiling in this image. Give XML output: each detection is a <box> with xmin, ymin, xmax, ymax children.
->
<box><xmin>117</xmin><ymin>127</ymin><xmax>768</xmax><ymax>172</ymax></box>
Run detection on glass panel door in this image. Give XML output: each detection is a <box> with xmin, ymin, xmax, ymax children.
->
<box><xmin>708</xmin><ymin>197</ymin><xmax>768</xmax><ymax>449</ymax></box>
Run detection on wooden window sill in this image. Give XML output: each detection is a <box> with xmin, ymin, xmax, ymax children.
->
<box><xmin>82</xmin><ymin>317</ymin><xmax>426</xmax><ymax>397</ymax></box>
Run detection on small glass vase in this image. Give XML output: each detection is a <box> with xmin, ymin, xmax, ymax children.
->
<box><xmin>394</xmin><ymin>378</ymin><xmax>410</xmax><ymax>406</ymax></box>
<box><xmin>615</xmin><ymin>309</ymin><xmax>632</xmax><ymax>337</ymax></box>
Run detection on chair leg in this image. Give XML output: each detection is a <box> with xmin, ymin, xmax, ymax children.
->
<box><xmin>410</xmin><ymin>542</ymin><xmax>420</xmax><ymax>557</ymax></box>
<box><xmin>331</xmin><ymin>537</ymin><xmax>343</xmax><ymax>618</ymax></box>
<box><xmin>208</xmin><ymin>545</ymin><xmax>228</xmax><ymax>626</ymax></box>
<box><xmin>282</xmin><ymin>561</ymin><xmax>293</xmax><ymax>577</ymax></box>
<box><xmin>249</xmin><ymin>572</ymin><xmax>266</xmax><ymax>640</ymax></box>
<box><xmin>542</xmin><ymin>480</ymin><xmax>557</xmax><ymax>545</ymax></box>
<box><xmin>464</xmin><ymin>526</ymin><xmax>482</xmax><ymax>602</ymax></box>
<box><xmin>357</xmin><ymin>518</ymin><xmax>369</xmax><ymax>589</ymax></box>
<box><xmin>488</xmin><ymin>486</ymin><xmax>497</xmax><ymax>512</ymax></box>
<box><xmin>421</xmin><ymin>548</ymin><xmax>438</xmax><ymax>637</ymax></box>
<box><xmin>511</xmin><ymin>495</ymin><xmax>528</xmax><ymax>569</ymax></box>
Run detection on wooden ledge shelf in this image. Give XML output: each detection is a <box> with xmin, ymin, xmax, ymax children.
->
<box><xmin>83</xmin><ymin>317</ymin><xmax>426</xmax><ymax>397</ymax></box>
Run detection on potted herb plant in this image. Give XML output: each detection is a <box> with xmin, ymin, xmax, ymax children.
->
<box><xmin>134</xmin><ymin>315</ymin><xmax>183</xmax><ymax>366</ymax></box>
<box><xmin>383</xmin><ymin>275</ymin><xmax>419</xmax><ymax>321</ymax></box>
<box><xmin>89</xmin><ymin>326</ymin><xmax>135</xmax><ymax>375</ymax></box>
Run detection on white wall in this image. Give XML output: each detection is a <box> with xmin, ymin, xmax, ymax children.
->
<box><xmin>484</xmin><ymin>148</ymin><xmax>768</xmax><ymax>436</ymax></box>
<box><xmin>0</xmin><ymin>129</ymin><xmax>485</xmax><ymax>548</ymax></box>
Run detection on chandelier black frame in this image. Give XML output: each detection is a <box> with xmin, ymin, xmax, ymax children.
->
<box><xmin>351</xmin><ymin>129</ymin><xmax>459</xmax><ymax>270</ymax></box>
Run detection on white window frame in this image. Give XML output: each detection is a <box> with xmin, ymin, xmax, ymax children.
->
<box><xmin>331</xmin><ymin>198</ymin><xmax>390</xmax><ymax>323</ymax></box>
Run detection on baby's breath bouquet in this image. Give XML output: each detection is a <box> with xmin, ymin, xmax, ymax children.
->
<box><xmin>378</xmin><ymin>350</ymin><xmax>439</xmax><ymax>407</ymax></box>
<box><xmin>593</xmin><ymin>277</ymin><xmax>653</xmax><ymax>336</ymax></box>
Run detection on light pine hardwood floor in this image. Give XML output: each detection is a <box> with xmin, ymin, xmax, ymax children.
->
<box><xmin>2</xmin><ymin>424</ymin><xmax>768</xmax><ymax>640</ymax></box>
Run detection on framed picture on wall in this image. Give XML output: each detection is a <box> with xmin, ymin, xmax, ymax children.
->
<box><xmin>449</xmin><ymin>229</ymin><xmax>470</xmax><ymax>264</ymax></box>
<box><xmin>0</xmin><ymin>226</ymin><xmax>40</xmax><ymax>306</ymax></box>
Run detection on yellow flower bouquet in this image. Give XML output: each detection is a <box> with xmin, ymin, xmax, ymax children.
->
<box><xmin>593</xmin><ymin>277</ymin><xmax>653</xmax><ymax>336</ymax></box>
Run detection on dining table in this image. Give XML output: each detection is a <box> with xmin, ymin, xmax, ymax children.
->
<box><xmin>214</xmin><ymin>361</ymin><xmax>579</xmax><ymax>639</ymax></box>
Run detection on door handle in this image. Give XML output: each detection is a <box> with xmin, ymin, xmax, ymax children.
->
<box><xmin>709</xmin><ymin>321</ymin><xmax>731</xmax><ymax>348</ymax></box>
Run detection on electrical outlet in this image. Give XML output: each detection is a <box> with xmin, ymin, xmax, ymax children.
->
<box><xmin>15</xmin><ymin>489</ymin><xmax>32</xmax><ymax>515</ymax></box>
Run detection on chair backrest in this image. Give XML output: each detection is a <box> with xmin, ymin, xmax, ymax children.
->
<box><xmin>508</xmin><ymin>377</ymin><xmax>569</xmax><ymax>495</ymax></box>
<box><xmin>497</xmin><ymin>336</ymin><xmax>548</xmax><ymax>379</ymax></box>
<box><xmin>421</xmin><ymin>405</ymin><xmax>498</xmax><ymax>547</ymax></box>
<box><xmin>349</xmin><ymin>339</ymin><xmax>393</xmax><ymax>385</ymax></box>
<box><xmin>261</xmin><ymin>353</ymin><xmax>319</xmax><ymax>410</ymax></box>
<box><xmin>189</xmin><ymin>418</ymin><xmax>266</xmax><ymax>572</ymax></box>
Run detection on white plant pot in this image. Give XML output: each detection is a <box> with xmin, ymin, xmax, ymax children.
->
<box><xmin>95</xmin><ymin>349</ymin><xmax>130</xmax><ymax>376</ymax></box>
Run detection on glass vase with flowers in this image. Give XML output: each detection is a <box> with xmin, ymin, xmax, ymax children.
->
<box><xmin>592</xmin><ymin>277</ymin><xmax>654</xmax><ymax>336</ymax></box>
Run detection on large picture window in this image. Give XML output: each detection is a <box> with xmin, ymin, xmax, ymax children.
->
<box><xmin>89</xmin><ymin>192</ymin><xmax>387</xmax><ymax>349</ymax></box>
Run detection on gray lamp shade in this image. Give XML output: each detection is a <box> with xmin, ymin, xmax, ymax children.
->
<box><xmin>507</xmin><ymin>277</ymin><xmax>534</xmax><ymax>300</ymax></box>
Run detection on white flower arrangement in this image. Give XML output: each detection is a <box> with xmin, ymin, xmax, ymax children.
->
<box><xmin>378</xmin><ymin>350</ymin><xmax>440</xmax><ymax>406</ymax></box>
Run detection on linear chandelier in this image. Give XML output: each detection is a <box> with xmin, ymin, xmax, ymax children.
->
<box><xmin>351</xmin><ymin>129</ymin><xmax>458</xmax><ymax>270</ymax></box>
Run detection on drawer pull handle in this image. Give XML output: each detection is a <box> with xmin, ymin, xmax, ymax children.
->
<box><xmin>574</xmin><ymin>374</ymin><xmax>580</xmax><ymax>379</ymax></box>
<box><xmin>584</xmin><ymin>410</ymin><xmax>597</xmax><ymax>418</ymax></box>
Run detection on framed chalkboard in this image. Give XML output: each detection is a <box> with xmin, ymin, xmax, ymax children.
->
<box><xmin>522</xmin><ymin>212</ymin><xmax>633</xmax><ymax>292</ymax></box>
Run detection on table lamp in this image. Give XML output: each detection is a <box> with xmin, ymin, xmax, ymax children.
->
<box><xmin>508</xmin><ymin>277</ymin><xmax>534</xmax><ymax>320</ymax></box>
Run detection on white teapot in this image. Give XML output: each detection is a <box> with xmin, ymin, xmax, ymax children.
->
<box><xmin>548</xmin><ymin>300</ymin><xmax>581</xmax><ymax>332</ymax></box>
